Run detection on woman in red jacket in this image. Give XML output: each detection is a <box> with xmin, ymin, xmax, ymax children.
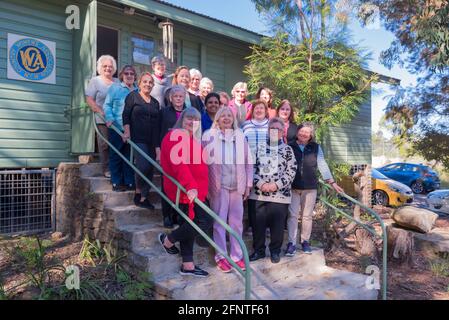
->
<box><xmin>158</xmin><ymin>107</ymin><xmax>212</xmax><ymax>277</ymax></box>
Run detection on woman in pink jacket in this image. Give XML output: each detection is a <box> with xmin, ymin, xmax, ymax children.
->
<box><xmin>202</xmin><ymin>107</ymin><xmax>253</xmax><ymax>273</ymax></box>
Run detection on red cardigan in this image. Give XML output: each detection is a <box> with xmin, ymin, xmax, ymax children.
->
<box><xmin>160</xmin><ymin>129</ymin><xmax>208</xmax><ymax>219</ymax></box>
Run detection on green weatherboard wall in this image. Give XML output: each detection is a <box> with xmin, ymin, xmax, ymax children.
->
<box><xmin>0</xmin><ymin>0</ymin><xmax>372</xmax><ymax>168</ymax></box>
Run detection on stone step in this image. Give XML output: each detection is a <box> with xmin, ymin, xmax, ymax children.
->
<box><xmin>83</xmin><ymin>175</ymin><xmax>162</xmax><ymax>192</ymax></box>
<box><xmin>151</xmin><ymin>249</ymin><xmax>342</xmax><ymax>300</ymax></box>
<box><xmin>97</xmin><ymin>190</ymin><xmax>161</xmax><ymax>208</ymax></box>
<box><xmin>105</xmin><ymin>204</ymin><xmax>163</xmax><ymax>228</ymax></box>
<box><xmin>226</xmin><ymin>266</ymin><xmax>378</xmax><ymax>300</ymax></box>
<box><xmin>79</xmin><ymin>162</ymin><xmax>104</xmax><ymax>177</ymax></box>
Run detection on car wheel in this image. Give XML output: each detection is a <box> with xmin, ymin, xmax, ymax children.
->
<box><xmin>372</xmin><ymin>190</ymin><xmax>389</xmax><ymax>206</ymax></box>
<box><xmin>411</xmin><ymin>181</ymin><xmax>424</xmax><ymax>194</ymax></box>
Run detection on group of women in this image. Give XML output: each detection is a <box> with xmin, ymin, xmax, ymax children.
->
<box><xmin>86</xmin><ymin>54</ymin><xmax>344</xmax><ymax>278</ymax></box>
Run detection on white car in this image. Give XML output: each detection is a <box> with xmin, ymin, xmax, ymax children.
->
<box><xmin>426</xmin><ymin>189</ymin><xmax>449</xmax><ymax>214</ymax></box>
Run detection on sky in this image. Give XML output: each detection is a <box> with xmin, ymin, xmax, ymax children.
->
<box><xmin>164</xmin><ymin>0</ymin><xmax>418</xmax><ymax>135</ymax></box>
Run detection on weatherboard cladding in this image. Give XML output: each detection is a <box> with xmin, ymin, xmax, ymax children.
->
<box><xmin>0</xmin><ymin>0</ymin><xmax>372</xmax><ymax>168</ymax></box>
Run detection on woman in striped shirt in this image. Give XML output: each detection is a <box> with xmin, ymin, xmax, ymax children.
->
<box><xmin>241</xmin><ymin>100</ymin><xmax>270</xmax><ymax>160</ymax></box>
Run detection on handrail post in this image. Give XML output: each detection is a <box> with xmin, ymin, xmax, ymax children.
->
<box><xmin>318</xmin><ymin>179</ymin><xmax>388</xmax><ymax>300</ymax></box>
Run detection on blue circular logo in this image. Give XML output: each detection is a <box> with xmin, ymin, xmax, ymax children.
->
<box><xmin>9</xmin><ymin>38</ymin><xmax>54</xmax><ymax>81</ymax></box>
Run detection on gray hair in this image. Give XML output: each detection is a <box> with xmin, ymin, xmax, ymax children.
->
<box><xmin>169</xmin><ymin>85</ymin><xmax>187</xmax><ymax>99</ymax></box>
<box><xmin>151</xmin><ymin>55</ymin><xmax>166</xmax><ymax>66</ymax></box>
<box><xmin>199</xmin><ymin>77</ymin><xmax>214</xmax><ymax>90</ymax></box>
<box><xmin>96</xmin><ymin>55</ymin><xmax>117</xmax><ymax>75</ymax></box>
<box><xmin>268</xmin><ymin>117</ymin><xmax>285</xmax><ymax>130</ymax></box>
<box><xmin>189</xmin><ymin>68</ymin><xmax>202</xmax><ymax>79</ymax></box>
<box><xmin>297</xmin><ymin>121</ymin><xmax>316</xmax><ymax>142</ymax></box>
<box><xmin>231</xmin><ymin>82</ymin><xmax>247</xmax><ymax>97</ymax></box>
<box><xmin>173</xmin><ymin>107</ymin><xmax>202</xmax><ymax>140</ymax></box>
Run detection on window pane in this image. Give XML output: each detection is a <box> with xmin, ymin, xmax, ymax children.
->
<box><xmin>131</xmin><ymin>34</ymin><xmax>154</xmax><ymax>75</ymax></box>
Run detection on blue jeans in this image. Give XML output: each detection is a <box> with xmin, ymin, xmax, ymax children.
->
<box><xmin>108</xmin><ymin>128</ymin><xmax>134</xmax><ymax>186</ymax></box>
<box><xmin>135</xmin><ymin>143</ymin><xmax>156</xmax><ymax>198</ymax></box>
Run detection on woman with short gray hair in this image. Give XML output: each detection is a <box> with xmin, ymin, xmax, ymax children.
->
<box><xmin>228</xmin><ymin>82</ymin><xmax>253</xmax><ymax>127</ymax></box>
<box><xmin>188</xmin><ymin>68</ymin><xmax>202</xmax><ymax>96</ymax></box>
<box><xmin>249</xmin><ymin>117</ymin><xmax>297</xmax><ymax>264</ymax></box>
<box><xmin>198</xmin><ymin>77</ymin><xmax>214</xmax><ymax>106</ymax></box>
<box><xmin>159</xmin><ymin>85</ymin><xmax>187</xmax><ymax>228</ymax></box>
<box><xmin>286</xmin><ymin>121</ymin><xmax>344</xmax><ymax>256</ymax></box>
<box><xmin>150</xmin><ymin>55</ymin><xmax>172</xmax><ymax>108</ymax></box>
<box><xmin>86</xmin><ymin>54</ymin><xmax>119</xmax><ymax>178</ymax></box>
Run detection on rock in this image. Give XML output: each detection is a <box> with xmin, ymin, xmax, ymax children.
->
<box><xmin>392</xmin><ymin>206</ymin><xmax>438</xmax><ymax>233</ymax></box>
<box><xmin>51</xmin><ymin>232</ymin><xmax>63</xmax><ymax>241</ymax></box>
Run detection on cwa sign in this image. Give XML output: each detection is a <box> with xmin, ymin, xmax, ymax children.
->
<box><xmin>7</xmin><ymin>33</ymin><xmax>56</xmax><ymax>84</ymax></box>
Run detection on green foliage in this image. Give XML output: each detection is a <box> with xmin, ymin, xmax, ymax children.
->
<box><xmin>53</xmin><ymin>275</ymin><xmax>113</xmax><ymax>300</ymax></box>
<box><xmin>9</xmin><ymin>237</ymin><xmax>65</xmax><ymax>299</ymax></box>
<box><xmin>79</xmin><ymin>237</ymin><xmax>125</xmax><ymax>270</ymax></box>
<box><xmin>245</xmin><ymin>33</ymin><xmax>376</xmax><ymax>140</ymax></box>
<box><xmin>0</xmin><ymin>276</ymin><xmax>7</xmax><ymax>300</ymax></box>
<box><xmin>251</xmin><ymin>0</ymin><xmax>352</xmax><ymax>44</ymax></box>
<box><xmin>359</xmin><ymin>1</ymin><xmax>449</xmax><ymax>170</ymax></box>
<box><xmin>116</xmin><ymin>269</ymin><xmax>153</xmax><ymax>300</ymax></box>
<box><xmin>429</xmin><ymin>256</ymin><xmax>449</xmax><ymax>278</ymax></box>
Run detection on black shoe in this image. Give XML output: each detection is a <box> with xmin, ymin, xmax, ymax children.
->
<box><xmin>112</xmin><ymin>184</ymin><xmax>124</xmax><ymax>192</ymax></box>
<box><xmin>158</xmin><ymin>233</ymin><xmax>179</xmax><ymax>255</ymax></box>
<box><xmin>125</xmin><ymin>184</ymin><xmax>135</xmax><ymax>191</ymax></box>
<box><xmin>249</xmin><ymin>251</ymin><xmax>266</xmax><ymax>262</ymax></box>
<box><xmin>137</xmin><ymin>198</ymin><xmax>155</xmax><ymax>210</ymax></box>
<box><xmin>179</xmin><ymin>265</ymin><xmax>209</xmax><ymax>277</ymax></box>
<box><xmin>270</xmin><ymin>253</ymin><xmax>281</xmax><ymax>264</ymax></box>
<box><xmin>163</xmin><ymin>216</ymin><xmax>174</xmax><ymax>229</ymax></box>
<box><xmin>134</xmin><ymin>193</ymin><xmax>141</xmax><ymax>206</ymax></box>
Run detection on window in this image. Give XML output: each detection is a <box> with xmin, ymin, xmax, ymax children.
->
<box><xmin>383</xmin><ymin>164</ymin><xmax>402</xmax><ymax>171</ymax></box>
<box><xmin>131</xmin><ymin>34</ymin><xmax>155</xmax><ymax>75</ymax></box>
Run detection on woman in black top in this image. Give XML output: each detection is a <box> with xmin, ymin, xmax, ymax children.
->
<box><xmin>276</xmin><ymin>99</ymin><xmax>298</xmax><ymax>144</ymax></box>
<box><xmin>123</xmin><ymin>72</ymin><xmax>160</xmax><ymax>210</ymax></box>
<box><xmin>159</xmin><ymin>85</ymin><xmax>187</xmax><ymax>143</ymax></box>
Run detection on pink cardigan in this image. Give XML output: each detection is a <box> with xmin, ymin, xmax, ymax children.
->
<box><xmin>203</xmin><ymin>129</ymin><xmax>253</xmax><ymax>198</ymax></box>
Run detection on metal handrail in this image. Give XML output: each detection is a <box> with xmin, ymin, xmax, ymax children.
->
<box><xmin>92</xmin><ymin>113</ymin><xmax>252</xmax><ymax>299</ymax></box>
<box><xmin>318</xmin><ymin>179</ymin><xmax>387</xmax><ymax>300</ymax></box>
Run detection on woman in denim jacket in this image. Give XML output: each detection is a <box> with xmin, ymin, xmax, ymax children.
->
<box><xmin>103</xmin><ymin>65</ymin><xmax>138</xmax><ymax>191</ymax></box>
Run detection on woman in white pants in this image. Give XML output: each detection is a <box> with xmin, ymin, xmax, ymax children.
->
<box><xmin>286</xmin><ymin>122</ymin><xmax>344</xmax><ymax>255</ymax></box>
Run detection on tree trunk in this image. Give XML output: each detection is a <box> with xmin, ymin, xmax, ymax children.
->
<box><xmin>320</xmin><ymin>0</ymin><xmax>326</xmax><ymax>40</ymax></box>
<box><xmin>387</xmin><ymin>224</ymin><xmax>414</xmax><ymax>265</ymax></box>
<box><xmin>296</xmin><ymin>0</ymin><xmax>307</xmax><ymax>43</ymax></box>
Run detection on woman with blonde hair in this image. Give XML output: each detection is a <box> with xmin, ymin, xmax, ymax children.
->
<box><xmin>168</xmin><ymin>65</ymin><xmax>202</xmax><ymax>112</ymax></box>
<box><xmin>203</xmin><ymin>107</ymin><xmax>253</xmax><ymax>272</ymax></box>
<box><xmin>86</xmin><ymin>54</ymin><xmax>119</xmax><ymax>178</ymax></box>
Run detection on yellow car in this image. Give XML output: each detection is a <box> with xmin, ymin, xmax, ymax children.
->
<box><xmin>338</xmin><ymin>168</ymin><xmax>414</xmax><ymax>207</ymax></box>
